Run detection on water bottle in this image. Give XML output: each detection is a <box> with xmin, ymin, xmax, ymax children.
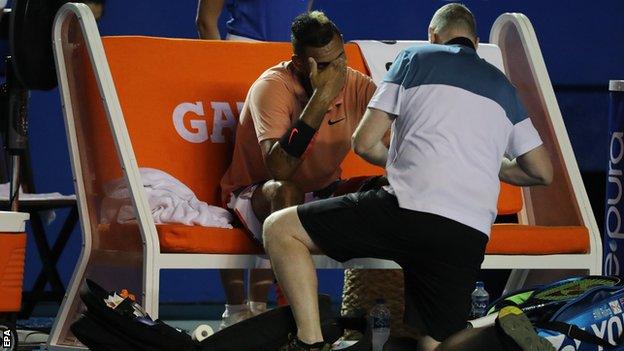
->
<box><xmin>470</xmin><ymin>281</ymin><xmax>490</xmax><ymax>319</ymax></box>
<box><xmin>370</xmin><ymin>298</ymin><xmax>391</xmax><ymax>351</ymax></box>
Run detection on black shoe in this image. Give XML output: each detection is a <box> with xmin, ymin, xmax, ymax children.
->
<box><xmin>497</xmin><ymin>306</ymin><xmax>556</xmax><ymax>351</ymax></box>
<box><xmin>278</xmin><ymin>334</ymin><xmax>332</xmax><ymax>351</ymax></box>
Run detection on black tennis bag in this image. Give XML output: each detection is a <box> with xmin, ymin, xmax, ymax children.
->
<box><xmin>71</xmin><ymin>279</ymin><xmax>368</xmax><ymax>351</ymax></box>
<box><xmin>71</xmin><ymin>279</ymin><xmax>196</xmax><ymax>351</ymax></box>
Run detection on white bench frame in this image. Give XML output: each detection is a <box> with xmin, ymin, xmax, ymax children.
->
<box><xmin>487</xmin><ymin>13</ymin><xmax>602</xmax><ymax>288</ymax></box>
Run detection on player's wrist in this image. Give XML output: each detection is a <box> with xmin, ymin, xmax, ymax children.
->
<box><xmin>278</xmin><ymin>120</ymin><xmax>317</xmax><ymax>158</ymax></box>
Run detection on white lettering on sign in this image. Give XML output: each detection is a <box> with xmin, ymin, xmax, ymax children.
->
<box><xmin>173</xmin><ymin>101</ymin><xmax>242</xmax><ymax>143</ymax></box>
<box><xmin>585</xmin><ymin>313</ymin><xmax>624</xmax><ymax>351</ymax></box>
<box><xmin>2</xmin><ymin>329</ymin><xmax>11</xmax><ymax>348</ymax></box>
<box><xmin>606</xmin><ymin>132</ymin><xmax>624</xmax><ymax>276</ymax></box>
<box><xmin>209</xmin><ymin>102</ymin><xmax>238</xmax><ymax>143</ymax></box>
<box><xmin>608</xmin><ymin>316</ymin><xmax>623</xmax><ymax>345</ymax></box>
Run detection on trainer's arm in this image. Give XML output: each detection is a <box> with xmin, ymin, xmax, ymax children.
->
<box><xmin>196</xmin><ymin>0</ymin><xmax>225</xmax><ymax>39</ymax></box>
<box><xmin>499</xmin><ymin>145</ymin><xmax>553</xmax><ymax>186</ymax></box>
<box><xmin>352</xmin><ymin>107</ymin><xmax>394</xmax><ymax>167</ymax></box>
<box><xmin>263</xmin><ymin>57</ymin><xmax>347</xmax><ymax>180</ymax></box>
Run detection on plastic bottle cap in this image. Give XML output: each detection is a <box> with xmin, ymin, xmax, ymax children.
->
<box><xmin>475</xmin><ymin>281</ymin><xmax>484</xmax><ymax>288</ymax></box>
<box><xmin>375</xmin><ymin>298</ymin><xmax>385</xmax><ymax>304</ymax></box>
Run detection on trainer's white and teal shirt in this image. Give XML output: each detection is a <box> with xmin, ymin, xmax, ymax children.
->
<box><xmin>369</xmin><ymin>38</ymin><xmax>543</xmax><ymax>236</ymax></box>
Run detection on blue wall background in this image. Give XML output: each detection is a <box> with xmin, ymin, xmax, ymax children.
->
<box><xmin>22</xmin><ymin>0</ymin><xmax>624</xmax><ymax>304</ymax></box>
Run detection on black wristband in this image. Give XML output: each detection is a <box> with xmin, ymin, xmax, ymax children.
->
<box><xmin>279</xmin><ymin>119</ymin><xmax>317</xmax><ymax>158</ymax></box>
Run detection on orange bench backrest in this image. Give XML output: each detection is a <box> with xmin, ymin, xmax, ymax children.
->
<box><xmin>95</xmin><ymin>37</ymin><xmax>522</xmax><ymax>214</ymax></box>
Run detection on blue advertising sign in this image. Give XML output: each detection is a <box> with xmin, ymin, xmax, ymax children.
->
<box><xmin>605</xmin><ymin>80</ymin><xmax>624</xmax><ymax>277</ymax></box>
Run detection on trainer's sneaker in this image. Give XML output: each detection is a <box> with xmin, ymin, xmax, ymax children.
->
<box><xmin>219</xmin><ymin>306</ymin><xmax>252</xmax><ymax>330</ymax></box>
<box><xmin>278</xmin><ymin>334</ymin><xmax>332</xmax><ymax>351</ymax></box>
<box><xmin>496</xmin><ymin>306</ymin><xmax>556</xmax><ymax>351</ymax></box>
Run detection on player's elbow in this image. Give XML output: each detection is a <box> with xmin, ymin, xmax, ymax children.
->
<box><xmin>265</xmin><ymin>150</ymin><xmax>297</xmax><ymax>181</ymax></box>
<box><xmin>266</xmin><ymin>158</ymin><xmax>292</xmax><ymax>181</ymax></box>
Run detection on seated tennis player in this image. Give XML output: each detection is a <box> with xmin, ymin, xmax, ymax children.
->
<box><xmin>263</xmin><ymin>3</ymin><xmax>554</xmax><ymax>351</ymax></box>
<box><xmin>218</xmin><ymin>11</ymin><xmax>377</xmax><ymax>329</ymax></box>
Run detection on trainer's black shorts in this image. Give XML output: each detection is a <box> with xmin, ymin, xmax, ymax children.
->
<box><xmin>297</xmin><ymin>188</ymin><xmax>488</xmax><ymax>341</ymax></box>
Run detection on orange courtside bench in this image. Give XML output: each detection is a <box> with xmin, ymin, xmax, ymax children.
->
<box><xmin>91</xmin><ymin>37</ymin><xmax>587</xmax><ymax>257</ymax></box>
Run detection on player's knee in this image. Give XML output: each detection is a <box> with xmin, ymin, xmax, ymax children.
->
<box><xmin>269</xmin><ymin>180</ymin><xmax>304</xmax><ymax>204</ymax></box>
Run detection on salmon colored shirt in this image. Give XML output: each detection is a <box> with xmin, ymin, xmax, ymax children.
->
<box><xmin>220</xmin><ymin>61</ymin><xmax>376</xmax><ymax>204</ymax></box>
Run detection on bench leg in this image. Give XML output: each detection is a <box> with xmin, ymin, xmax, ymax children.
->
<box><xmin>503</xmin><ymin>269</ymin><xmax>530</xmax><ymax>295</ymax></box>
<box><xmin>143</xmin><ymin>265</ymin><xmax>161</xmax><ymax>320</ymax></box>
<box><xmin>47</xmin><ymin>245</ymin><xmax>92</xmax><ymax>350</ymax></box>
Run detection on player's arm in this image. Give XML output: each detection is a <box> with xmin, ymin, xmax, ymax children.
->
<box><xmin>352</xmin><ymin>107</ymin><xmax>394</xmax><ymax>167</ymax></box>
<box><xmin>499</xmin><ymin>145</ymin><xmax>553</xmax><ymax>186</ymax></box>
<box><xmin>262</xmin><ymin>57</ymin><xmax>346</xmax><ymax>180</ymax></box>
<box><xmin>196</xmin><ymin>0</ymin><xmax>225</xmax><ymax>39</ymax></box>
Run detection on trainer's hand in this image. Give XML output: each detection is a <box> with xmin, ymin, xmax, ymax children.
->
<box><xmin>309</xmin><ymin>57</ymin><xmax>346</xmax><ymax>101</ymax></box>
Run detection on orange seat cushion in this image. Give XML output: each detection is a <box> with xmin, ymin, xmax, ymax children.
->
<box><xmin>97</xmin><ymin>223</ymin><xmax>262</xmax><ymax>254</ymax></box>
<box><xmin>486</xmin><ymin>224</ymin><xmax>589</xmax><ymax>254</ymax></box>
<box><xmin>98</xmin><ymin>223</ymin><xmax>588</xmax><ymax>256</ymax></box>
<box><xmin>157</xmin><ymin>224</ymin><xmax>262</xmax><ymax>254</ymax></box>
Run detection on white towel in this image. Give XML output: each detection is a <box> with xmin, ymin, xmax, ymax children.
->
<box><xmin>0</xmin><ymin>182</ymin><xmax>76</xmax><ymax>224</ymax></box>
<box><xmin>100</xmin><ymin>168</ymin><xmax>233</xmax><ymax>228</ymax></box>
<box><xmin>0</xmin><ymin>182</ymin><xmax>76</xmax><ymax>201</ymax></box>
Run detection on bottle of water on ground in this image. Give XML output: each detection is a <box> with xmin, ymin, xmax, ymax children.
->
<box><xmin>470</xmin><ymin>281</ymin><xmax>489</xmax><ymax>319</ymax></box>
<box><xmin>370</xmin><ymin>298</ymin><xmax>391</xmax><ymax>351</ymax></box>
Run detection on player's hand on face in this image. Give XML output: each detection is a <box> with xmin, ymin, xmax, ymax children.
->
<box><xmin>309</xmin><ymin>56</ymin><xmax>347</xmax><ymax>101</ymax></box>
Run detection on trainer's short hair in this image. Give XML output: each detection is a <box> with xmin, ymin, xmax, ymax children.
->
<box><xmin>291</xmin><ymin>11</ymin><xmax>342</xmax><ymax>56</ymax></box>
<box><xmin>429</xmin><ymin>3</ymin><xmax>476</xmax><ymax>39</ymax></box>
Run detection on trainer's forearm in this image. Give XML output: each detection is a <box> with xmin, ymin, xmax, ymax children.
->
<box><xmin>355</xmin><ymin>141</ymin><xmax>388</xmax><ymax>167</ymax></box>
<box><xmin>499</xmin><ymin>159</ymin><xmax>547</xmax><ymax>186</ymax></box>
